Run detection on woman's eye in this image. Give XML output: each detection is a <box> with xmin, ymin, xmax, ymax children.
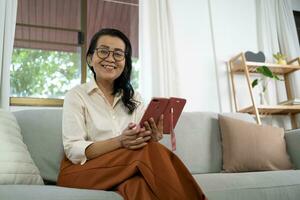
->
<box><xmin>114</xmin><ymin>52</ymin><xmax>124</xmax><ymax>57</ymax></box>
<box><xmin>100</xmin><ymin>50</ymin><xmax>108</xmax><ymax>54</ymax></box>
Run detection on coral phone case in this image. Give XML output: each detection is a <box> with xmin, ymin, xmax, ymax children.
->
<box><xmin>139</xmin><ymin>97</ymin><xmax>186</xmax><ymax>134</ymax></box>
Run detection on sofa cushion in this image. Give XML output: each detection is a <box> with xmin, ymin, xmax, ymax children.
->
<box><xmin>160</xmin><ymin>112</ymin><xmax>255</xmax><ymax>173</ymax></box>
<box><xmin>219</xmin><ymin>115</ymin><xmax>293</xmax><ymax>172</ymax></box>
<box><xmin>194</xmin><ymin>170</ymin><xmax>300</xmax><ymax>200</ymax></box>
<box><xmin>0</xmin><ymin>109</ymin><xmax>43</xmax><ymax>184</ymax></box>
<box><xmin>0</xmin><ymin>185</ymin><xmax>122</xmax><ymax>200</ymax></box>
<box><xmin>13</xmin><ymin>109</ymin><xmax>64</xmax><ymax>182</ymax></box>
<box><xmin>285</xmin><ymin>129</ymin><xmax>300</xmax><ymax>169</ymax></box>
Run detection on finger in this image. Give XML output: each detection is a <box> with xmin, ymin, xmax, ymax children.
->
<box><xmin>128</xmin><ymin>137</ymin><xmax>145</xmax><ymax>146</ymax></box>
<box><xmin>158</xmin><ymin>114</ymin><xmax>164</xmax><ymax>132</ymax></box>
<box><xmin>128</xmin><ymin>123</ymin><xmax>136</xmax><ymax>129</ymax></box>
<box><xmin>130</xmin><ymin>124</ymin><xmax>140</xmax><ymax>131</ymax></box>
<box><xmin>135</xmin><ymin>135</ymin><xmax>151</xmax><ymax>142</ymax></box>
<box><xmin>123</xmin><ymin>135</ymin><xmax>137</xmax><ymax>141</ymax></box>
<box><xmin>121</xmin><ymin>136</ymin><xmax>141</xmax><ymax>148</ymax></box>
<box><xmin>139</xmin><ymin>127</ymin><xmax>146</xmax><ymax>132</ymax></box>
<box><xmin>144</xmin><ymin>121</ymin><xmax>152</xmax><ymax>131</ymax></box>
<box><xmin>149</xmin><ymin>118</ymin><xmax>158</xmax><ymax>131</ymax></box>
<box><xmin>123</xmin><ymin>129</ymin><xmax>140</xmax><ymax>136</ymax></box>
<box><xmin>129</xmin><ymin>142</ymin><xmax>148</xmax><ymax>150</ymax></box>
<box><xmin>137</xmin><ymin>130</ymin><xmax>151</xmax><ymax>138</ymax></box>
<box><xmin>143</xmin><ymin>136</ymin><xmax>152</xmax><ymax>142</ymax></box>
<box><xmin>129</xmin><ymin>134</ymin><xmax>151</xmax><ymax>146</ymax></box>
<box><xmin>136</xmin><ymin>127</ymin><xmax>146</xmax><ymax>136</ymax></box>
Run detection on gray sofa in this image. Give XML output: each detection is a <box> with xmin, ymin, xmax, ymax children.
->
<box><xmin>1</xmin><ymin>108</ymin><xmax>300</xmax><ymax>200</ymax></box>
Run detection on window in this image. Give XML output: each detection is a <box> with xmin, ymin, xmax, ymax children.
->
<box><xmin>11</xmin><ymin>0</ymin><xmax>139</xmax><ymax>107</ymax></box>
<box><xmin>294</xmin><ymin>11</ymin><xmax>300</xmax><ymax>46</ymax></box>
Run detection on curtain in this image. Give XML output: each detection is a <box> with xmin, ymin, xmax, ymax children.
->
<box><xmin>256</xmin><ymin>0</ymin><xmax>280</xmax><ymax>105</ymax></box>
<box><xmin>276</xmin><ymin>0</ymin><xmax>300</xmax><ymax>98</ymax></box>
<box><xmin>256</xmin><ymin>0</ymin><xmax>300</xmax><ymax>129</ymax></box>
<box><xmin>139</xmin><ymin>0</ymin><xmax>179</xmax><ymax>102</ymax></box>
<box><xmin>0</xmin><ymin>0</ymin><xmax>18</xmax><ymax>110</ymax></box>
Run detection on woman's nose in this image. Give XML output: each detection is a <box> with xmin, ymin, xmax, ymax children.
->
<box><xmin>106</xmin><ymin>51</ymin><xmax>115</xmax><ymax>62</ymax></box>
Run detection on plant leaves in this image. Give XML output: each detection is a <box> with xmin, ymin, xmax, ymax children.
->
<box><xmin>273</xmin><ymin>52</ymin><xmax>286</xmax><ymax>60</ymax></box>
<box><xmin>256</xmin><ymin>66</ymin><xmax>273</xmax><ymax>78</ymax></box>
<box><xmin>252</xmin><ymin>79</ymin><xmax>258</xmax><ymax>88</ymax></box>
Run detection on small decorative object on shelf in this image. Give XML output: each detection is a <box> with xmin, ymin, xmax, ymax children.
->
<box><xmin>245</xmin><ymin>51</ymin><xmax>266</xmax><ymax>62</ymax></box>
<box><xmin>273</xmin><ymin>52</ymin><xmax>287</xmax><ymax>65</ymax></box>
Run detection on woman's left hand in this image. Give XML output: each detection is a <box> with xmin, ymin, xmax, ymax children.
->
<box><xmin>143</xmin><ymin>114</ymin><xmax>164</xmax><ymax>142</ymax></box>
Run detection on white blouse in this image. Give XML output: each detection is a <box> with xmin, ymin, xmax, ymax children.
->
<box><xmin>62</xmin><ymin>78</ymin><xmax>145</xmax><ymax>165</ymax></box>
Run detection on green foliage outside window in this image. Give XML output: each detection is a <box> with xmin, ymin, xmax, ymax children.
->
<box><xmin>11</xmin><ymin>48</ymin><xmax>80</xmax><ymax>98</ymax></box>
<box><xmin>11</xmin><ymin>48</ymin><xmax>139</xmax><ymax>99</ymax></box>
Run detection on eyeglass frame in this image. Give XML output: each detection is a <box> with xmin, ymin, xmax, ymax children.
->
<box><xmin>94</xmin><ymin>47</ymin><xmax>126</xmax><ymax>61</ymax></box>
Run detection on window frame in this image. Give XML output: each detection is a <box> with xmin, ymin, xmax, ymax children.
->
<box><xmin>10</xmin><ymin>0</ymin><xmax>87</xmax><ymax>107</ymax></box>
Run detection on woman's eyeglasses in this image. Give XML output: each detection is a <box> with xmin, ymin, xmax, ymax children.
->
<box><xmin>95</xmin><ymin>48</ymin><xmax>125</xmax><ymax>61</ymax></box>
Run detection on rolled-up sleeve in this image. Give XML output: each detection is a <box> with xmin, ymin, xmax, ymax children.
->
<box><xmin>62</xmin><ymin>90</ymin><xmax>93</xmax><ymax>165</ymax></box>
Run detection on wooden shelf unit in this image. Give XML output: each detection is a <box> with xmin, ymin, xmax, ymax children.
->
<box><xmin>231</xmin><ymin>61</ymin><xmax>300</xmax><ymax>74</ymax></box>
<box><xmin>229</xmin><ymin>52</ymin><xmax>300</xmax><ymax>129</ymax></box>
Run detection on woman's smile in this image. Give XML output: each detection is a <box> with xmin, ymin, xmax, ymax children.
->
<box><xmin>100</xmin><ymin>61</ymin><xmax>117</xmax><ymax>70</ymax></box>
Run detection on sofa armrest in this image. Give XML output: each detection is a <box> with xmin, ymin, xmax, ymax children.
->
<box><xmin>285</xmin><ymin>129</ymin><xmax>300</xmax><ymax>169</ymax></box>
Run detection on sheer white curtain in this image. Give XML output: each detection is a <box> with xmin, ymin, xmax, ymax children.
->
<box><xmin>256</xmin><ymin>0</ymin><xmax>280</xmax><ymax>105</ymax></box>
<box><xmin>276</xmin><ymin>0</ymin><xmax>300</xmax><ymax>98</ymax></box>
<box><xmin>139</xmin><ymin>0</ymin><xmax>179</xmax><ymax>102</ymax></box>
<box><xmin>256</xmin><ymin>0</ymin><xmax>300</xmax><ymax>128</ymax></box>
<box><xmin>0</xmin><ymin>0</ymin><xmax>18</xmax><ymax>110</ymax></box>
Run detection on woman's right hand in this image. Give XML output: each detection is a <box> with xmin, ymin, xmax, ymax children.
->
<box><xmin>118</xmin><ymin>123</ymin><xmax>152</xmax><ymax>150</ymax></box>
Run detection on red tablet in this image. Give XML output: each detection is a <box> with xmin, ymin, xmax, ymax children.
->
<box><xmin>139</xmin><ymin>97</ymin><xmax>186</xmax><ymax>134</ymax></box>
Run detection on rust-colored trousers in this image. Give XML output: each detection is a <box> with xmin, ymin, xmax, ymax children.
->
<box><xmin>57</xmin><ymin>142</ymin><xmax>207</xmax><ymax>200</ymax></box>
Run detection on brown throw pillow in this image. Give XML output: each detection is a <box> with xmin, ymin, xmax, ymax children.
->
<box><xmin>218</xmin><ymin>114</ymin><xmax>293</xmax><ymax>172</ymax></box>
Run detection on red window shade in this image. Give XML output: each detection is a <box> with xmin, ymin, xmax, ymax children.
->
<box><xmin>14</xmin><ymin>0</ymin><xmax>139</xmax><ymax>57</ymax></box>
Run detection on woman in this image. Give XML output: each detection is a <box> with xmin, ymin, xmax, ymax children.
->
<box><xmin>57</xmin><ymin>28</ymin><xmax>207</xmax><ymax>200</ymax></box>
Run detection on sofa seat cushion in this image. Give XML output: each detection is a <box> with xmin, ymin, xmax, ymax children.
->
<box><xmin>194</xmin><ymin>170</ymin><xmax>300</xmax><ymax>200</ymax></box>
<box><xmin>0</xmin><ymin>185</ymin><xmax>122</xmax><ymax>200</ymax></box>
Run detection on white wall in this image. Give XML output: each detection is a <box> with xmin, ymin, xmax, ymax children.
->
<box><xmin>169</xmin><ymin>0</ymin><xmax>258</xmax><ymax>112</ymax></box>
<box><xmin>292</xmin><ymin>0</ymin><xmax>300</xmax><ymax>11</ymax></box>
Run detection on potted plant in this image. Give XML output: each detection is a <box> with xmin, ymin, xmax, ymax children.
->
<box><xmin>251</xmin><ymin>66</ymin><xmax>284</xmax><ymax>105</ymax></box>
<box><xmin>273</xmin><ymin>52</ymin><xmax>287</xmax><ymax>65</ymax></box>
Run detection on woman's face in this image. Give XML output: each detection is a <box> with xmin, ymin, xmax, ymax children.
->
<box><xmin>90</xmin><ymin>35</ymin><xmax>126</xmax><ymax>83</ymax></box>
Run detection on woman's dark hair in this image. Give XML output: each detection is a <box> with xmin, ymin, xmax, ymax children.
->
<box><xmin>86</xmin><ymin>28</ymin><xmax>138</xmax><ymax>114</ymax></box>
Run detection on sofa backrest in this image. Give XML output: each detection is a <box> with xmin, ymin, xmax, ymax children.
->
<box><xmin>160</xmin><ymin>112</ymin><xmax>256</xmax><ymax>174</ymax></box>
<box><xmin>14</xmin><ymin>109</ymin><xmax>255</xmax><ymax>182</ymax></box>
<box><xmin>13</xmin><ymin>109</ymin><xmax>64</xmax><ymax>183</ymax></box>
